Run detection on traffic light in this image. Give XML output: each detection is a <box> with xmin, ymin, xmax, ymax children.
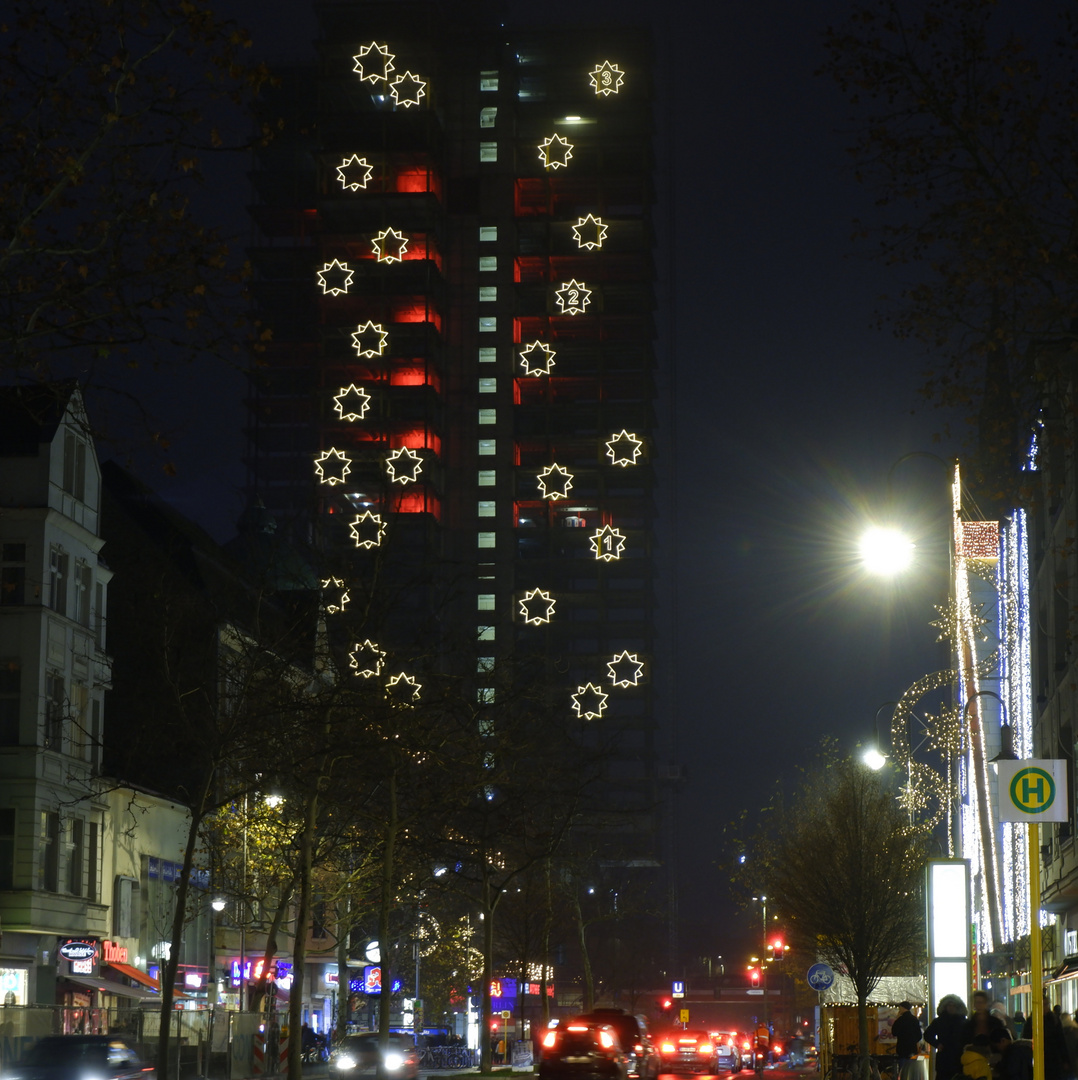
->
<box><xmin>749</xmin><ymin>967</ymin><xmax>760</xmax><ymax>987</ymax></box>
<box><xmin>769</xmin><ymin>937</ymin><xmax>786</xmax><ymax>960</ymax></box>
<box><xmin>659</xmin><ymin>997</ymin><xmax>674</xmax><ymax>1013</ymax></box>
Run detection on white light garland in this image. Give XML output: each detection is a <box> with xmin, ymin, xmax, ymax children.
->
<box><xmin>518</xmin><ymin>341</ymin><xmax>556</xmax><ymax>376</ymax></box>
<box><xmin>334</xmin><ymin>385</ymin><xmax>371</xmax><ymax>422</ymax></box>
<box><xmin>538</xmin><ymin>134</ymin><xmax>574</xmax><ymax>170</ymax></box>
<box><xmin>588</xmin><ymin>61</ymin><xmax>624</xmax><ymax>96</ymax></box>
<box><xmin>519</xmin><ymin>588</ymin><xmax>556</xmax><ymax>626</ymax></box>
<box><xmin>350</xmin><ymin>640</ymin><xmax>386</xmax><ymax>678</ymax></box>
<box><xmin>605</xmin><ymin>430</ymin><xmax>644</xmax><ymax>467</ymax></box>
<box><xmin>317</xmin><ymin>259</ymin><xmax>354</xmax><ymax>296</ymax></box>
<box><xmin>571</xmin><ymin>683</ymin><xmax>608</xmax><ymax>720</ymax></box>
<box><xmin>321</xmin><ymin>577</ymin><xmax>350</xmax><ymax>615</ymax></box>
<box><xmin>537</xmin><ymin>463</ymin><xmax>573</xmax><ymax>500</ymax></box>
<box><xmin>372</xmin><ymin>227</ymin><xmax>408</xmax><ymax>263</ymax></box>
<box><xmin>554</xmin><ymin>280</ymin><xmax>591</xmax><ymax>315</ymax></box>
<box><xmin>385</xmin><ymin>447</ymin><xmax>424</xmax><ymax>484</ymax></box>
<box><xmin>590</xmin><ymin>525</ymin><xmax>625</xmax><ymax>561</ymax></box>
<box><xmin>353</xmin><ymin>42</ymin><xmax>395</xmax><ymax>84</ymax></box>
<box><xmin>606</xmin><ymin>651</ymin><xmax>644</xmax><ymax>688</ymax></box>
<box><xmin>386</xmin><ymin>672</ymin><xmax>422</xmax><ymax>703</ymax></box>
<box><xmin>572</xmin><ymin>214</ymin><xmax>608</xmax><ymax>250</ymax></box>
<box><xmin>314</xmin><ymin>448</ymin><xmax>352</xmax><ymax>486</ymax></box>
<box><xmin>389</xmin><ymin>72</ymin><xmax>427</xmax><ymax>108</ymax></box>
<box><xmin>336</xmin><ymin>155</ymin><xmax>374</xmax><ymax>191</ymax></box>
<box><xmin>351</xmin><ymin>320</ymin><xmax>389</xmax><ymax>358</ymax></box>
<box><xmin>350</xmin><ymin>511</ymin><xmax>386</xmax><ymax>549</ymax></box>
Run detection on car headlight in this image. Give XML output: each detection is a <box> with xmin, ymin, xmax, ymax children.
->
<box><xmin>384</xmin><ymin>1053</ymin><xmax>404</xmax><ymax>1072</ymax></box>
<box><xmin>335</xmin><ymin>1056</ymin><xmax>357</xmax><ymax>1070</ymax></box>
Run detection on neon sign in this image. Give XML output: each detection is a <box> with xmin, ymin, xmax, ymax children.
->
<box><xmin>571</xmin><ymin>683</ymin><xmax>608</xmax><ymax>720</ymax></box>
<box><xmin>590</xmin><ymin>525</ymin><xmax>626</xmax><ymax>562</ymax></box>
<box><xmin>351</xmin><ymin>320</ymin><xmax>389</xmax><ymax>358</ymax></box>
<box><xmin>336</xmin><ymin>155</ymin><xmax>374</xmax><ymax>191</ymax></box>
<box><xmin>572</xmin><ymin>215</ymin><xmax>607</xmax><ymax>250</ymax></box>
<box><xmin>588</xmin><ymin>61</ymin><xmax>624</xmax><ymax>96</ymax></box>
<box><xmin>385</xmin><ymin>446</ymin><xmax>424</xmax><ymax>484</ymax></box>
<box><xmin>605</xmin><ymin>430</ymin><xmax>644</xmax><ymax>467</ymax></box>
<box><xmin>350</xmin><ymin>640</ymin><xmax>386</xmax><ymax>679</ymax></box>
<box><xmin>537</xmin><ymin>464</ymin><xmax>574</xmax><ymax>500</ymax></box>
<box><xmin>385</xmin><ymin>672</ymin><xmax>422</xmax><ymax>703</ymax></box>
<box><xmin>353</xmin><ymin>42</ymin><xmax>395</xmax><ymax>84</ymax></box>
<box><xmin>350</xmin><ymin>511</ymin><xmax>386</xmax><ymax>549</ymax></box>
<box><xmin>371</xmin><ymin>227</ymin><xmax>408</xmax><ymax>264</ymax></box>
<box><xmin>314</xmin><ymin>448</ymin><xmax>352</xmax><ymax>486</ymax></box>
<box><xmin>518</xmin><ymin>341</ymin><xmax>556</xmax><ymax>376</ymax></box>
<box><xmin>519</xmin><ymin>589</ymin><xmax>556</xmax><ymax>626</ymax></box>
<box><xmin>321</xmin><ymin>577</ymin><xmax>350</xmax><ymax>615</ymax></box>
<box><xmin>334</xmin><ymin>384</ymin><xmax>371</xmax><ymax>422</ymax></box>
<box><xmin>554</xmin><ymin>280</ymin><xmax>591</xmax><ymax>315</ymax></box>
<box><xmin>317</xmin><ymin>260</ymin><xmax>354</xmax><ymax>296</ymax></box>
<box><xmin>607</xmin><ymin>651</ymin><xmax>644</xmax><ymax>688</ymax></box>
<box><xmin>538</xmin><ymin>134</ymin><xmax>573</xmax><ymax>170</ymax></box>
<box><xmin>390</xmin><ymin>72</ymin><xmax>427</xmax><ymax>109</ymax></box>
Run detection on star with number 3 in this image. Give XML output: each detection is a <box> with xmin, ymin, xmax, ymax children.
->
<box><xmin>588</xmin><ymin>61</ymin><xmax>624</xmax><ymax>96</ymax></box>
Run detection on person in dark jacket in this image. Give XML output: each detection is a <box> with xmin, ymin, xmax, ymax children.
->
<box><xmin>893</xmin><ymin>1002</ymin><xmax>924</xmax><ymax>1080</ymax></box>
<box><xmin>962</xmin><ymin>991</ymin><xmax>1011</xmax><ymax>1053</ymax></box>
<box><xmin>924</xmin><ymin>994</ymin><xmax>967</xmax><ymax>1080</ymax></box>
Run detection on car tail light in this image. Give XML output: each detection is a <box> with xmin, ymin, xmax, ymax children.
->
<box><xmin>543</xmin><ymin>1032</ymin><xmax>558</xmax><ymax>1049</ymax></box>
<box><xmin>700</xmin><ymin>1043</ymin><xmax>713</xmax><ymax>1055</ymax></box>
<box><xmin>742</xmin><ymin>1041</ymin><xmax>751</xmax><ymax>1050</ymax></box>
<box><xmin>600</xmin><ymin>1031</ymin><xmax>615</xmax><ymax>1050</ymax></box>
<box><xmin>773</xmin><ymin>1045</ymin><xmax>782</xmax><ymax>1056</ymax></box>
<box><xmin>567</xmin><ymin>1026</ymin><xmax>589</xmax><ymax>1033</ymax></box>
<box><xmin>661</xmin><ymin>1042</ymin><xmax>676</xmax><ymax>1054</ymax></box>
<box><xmin>634</xmin><ymin>1044</ymin><xmax>643</xmax><ymax>1054</ymax></box>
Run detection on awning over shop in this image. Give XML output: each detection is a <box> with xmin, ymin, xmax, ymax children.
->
<box><xmin>65</xmin><ymin>975</ymin><xmax>164</xmax><ymax>1003</ymax></box>
<box><xmin>1047</xmin><ymin>961</ymin><xmax>1078</xmax><ymax>984</ymax></box>
<box><xmin>105</xmin><ymin>961</ymin><xmax>188</xmax><ymax>998</ymax></box>
<box><xmin>819</xmin><ymin>974</ymin><xmax>928</xmax><ymax>1006</ymax></box>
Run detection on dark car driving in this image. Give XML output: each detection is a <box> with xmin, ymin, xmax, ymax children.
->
<box><xmin>657</xmin><ymin>1030</ymin><xmax>715</xmax><ymax>1074</ymax></box>
<box><xmin>1</xmin><ymin>1036</ymin><xmax>152</xmax><ymax>1080</ymax></box>
<box><xmin>539</xmin><ymin>1020</ymin><xmax>629</xmax><ymax>1080</ymax></box>
<box><xmin>570</xmin><ymin>1010</ymin><xmax>659</xmax><ymax>1080</ymax></box>
<box><xmin>331</xmin><ymin>1034</ymin><xmax>418</xmax><ymax>1080</ymax></box>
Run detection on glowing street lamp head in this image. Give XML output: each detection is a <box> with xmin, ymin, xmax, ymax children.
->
<box><xmin>863</xmin><ymin>747</ymin><xmax>888</xmax><ymax>771</ymax></box>
<box><xmin>859</xmin><ymin>527</ymin><xmax>915</xmax><ymax>575</ymax></box>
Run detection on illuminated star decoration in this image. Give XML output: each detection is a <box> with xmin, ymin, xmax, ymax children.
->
<box><xmin>518</xmin><ymin>341</ymin><xmax>557</xmax><ymax>377</ymax></box>
<box><xmin>538</xmin><ymin>134</ymin><xmax>574</xmax><ymax>170</ymax></box>
<box><xmin>390</xmin><ymin>71</ymin><xmax>427</xmax><ymax>108</ymax></box>
<box><xmin>314</xmin><ymin>448</ymin><xmax>352</xmax><ymax>486</ymax></box>
<box><xmin>349</xmin><ymin>639</ymin><xmax>386</xmax><ymax>678</ymax></box>
<box><xmin>589</xmin><ymin>61</ymin><xmax>625</xmax><ymax>96</ymax></box>
<box><xmin>590</xmin><ymin>525</ymin><xmax>626</xmax><ymax>562</ymax></box>
<box><xmin>371</xmin><ymin>227</ymin><xmax>408</xmax><ymax>264</ymax></box>
<box><xmin>317</xmin><ymin>259</ymin><xmax>354</xmax><ymax>296</ymax></box>
<box><xmin>572</xmin><ymin>214</ymin><xmax>608</xmax><ymax>251</ymax></box>
<box><xmin>537</xmin><ymin>463</ymin><xmax>574</xmax><ymax>500</ymax></box>
<box><xmin>321</xmin><ymin>577</ymin><xmax>351</xmax><ymax>615</ymax></box>
<box><xmin>386</xmin><ymin>672</ymin><xmax>422</xmax><ymax>704</ymax></box>
<box><xmin>334</xmin><ymin>384</ymin><xmax>371</xmax><ymax>422</ymax></box>
<box><xmin>350</xmin><ymin>511</ymin><xmax>386</xmax><ymax>549</ymax></box>
<box><xmin>605</xmin><ymin>430</ymin><xmax>644</xmax><ymax>467</ymax></box>
<box><xmin>554</xmin><ymin>279</ymin><xmax>591</xmax><ymax>316</ymax></box>
<box><xmin>336</xmin><ymin>155</ymin><xmax>374</xmax><ymax>191</ymax></box>
<box><xmin>351</xmin><ymin>320</ymin><xmax>389</xmax><ymax>358</ymax></box>
<box><xmin>353</xmin><ymin>42</ymin><xmax>395</xmax><ymax>84</ymax></box>
<box><xmin>385</xmin><ymin>447</ymin><xmax>424</xmax><ymax>484</ymax></box>
<box><xmin>606</xmin><ymin>651</ymin><xmax>644</xmax><ymax>688</ymax></box>
<box><xmin>571</xmin><ymin>683</ymin><xmax>608</xmax><ymax>720</ymax></box>
<box><xmin>519</xmin><ymin>588</ymin><xmax>556</xmax><ymax>626</ymax></box>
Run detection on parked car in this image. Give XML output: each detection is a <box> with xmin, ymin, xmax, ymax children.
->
<box><xmin>656</xmin><ymin>1030</ymin><xmax>714</xmax><ymax>1074</ymax></box>
<box><xmin>331</xmin><ymin>1034</ymin><xmax>418</xmax><ymax>1080</ymax></box>
<box><xmin>1</xmin><ymin>1035</ymin><xmax>153</xmax><ymax>1080</ymax></box>
<box><xmin>571</xmin><ymin>1010</ymin><xmax>659</xmax><ymax>1080</ymax></box>
<box><xmin>708</xmin><ymin>1032</ymin><xmax>741</xmax><ymax>1072</ymax></box>
<box><xmin>539</xmin><ymin>1020</ymin><xmax>630</xmax><ymax>1080</ymax></box>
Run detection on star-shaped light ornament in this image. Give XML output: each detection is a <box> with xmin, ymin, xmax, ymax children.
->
<box><xmin>571</xmin><ymin>683</ymin><xmax>608</xmax><ymax>720</ymax></box>
<box><xmin>590</xmin><ymin>525</ymin><xmax>626</xmax><ymax>562</ymax></box>
<box><xmin>519</xmin><ymin>588</ymin><xmax>556</xmax><ymax>626</ymax></box>
<box><xmin>385</xmin><ymin>447</ymin><xmax>424</xmax><ymax>484</ymax></box>
<box><xmin>538</xmin><ymin>134</ymin><xmax>574</xmax><ymax>170</ymax></box>
<box><xmin>349</xmin><ymin>639</ymin><xmax>386</xmax><ymax>679</ymax></box>
<box><xmin>314</xmin><ymin>448</ymin><xmax>352</xmax><ymax>486</ymax></box>
<box><xmin>607</xmin><ymin>651</ymin><xmax>644</xmax><ymax>688</ymax></box>
<box><xmin>589</xmin><ymin>61</ymin><xmax>625</xmax><ymax>96</ymax></box>
<box><xmin>518</xmin><ymin>341</ymin><xmax>557</xmax><ymax>377</ymax></box>
<box><xmin>321</xmin><ymin>577</ymin><xmax>351</xmax><ymax>615</ymax></box>
<box><xmin>336</xmin><ymin>155</ymin><xmax>375</xmax><ymax>191</ymax></box>
<box><xmin>334</xmin><ymin>384</ymin><xmax>371</xmax><ymax>422</ymax></box>
<box><xmin>317</xmin><ymin>259</ymin><xmax>354</xmax><ymax>296</ymax></box>
<box><xmin>536</xmin><ymin>463</ymin><xmax>574</xmax><ymax>500</ymax></box>
<box><xmin>554</xmin><ymin>280</ymin><xmax>591</xmax><ymax>316</ymax></box>
<box><xmin>572</xmin><ymin>214</ymin><xmax>608</xmax><ymax>251</ymax></box>
<box><xmin>371</xmin><ymin>227</ymin><xmax>408</xmax><ymax>264</ymax></box>
<box><xmin>351</xmin><ymin>320</ymin><xmax>389</xmax><ymax>358</ymax></box>
<box><xmin>350</xmin><ymin>511</ymin><xmax>386</xmax><ymax>549</ymax></box>
<box><xmin>386</xmin><ymin>672</ymin><xmax>422</xmax><ymax>704</ymax></box>
<box><xmin>389</xmin><ymin>71</ymin><xmax>427</xmax><ymax>108</ymax></box>
<box><xmin>353</xmin><ymin>42</ymin><xmax>395</xmax><ymax>84</ymax></box>
<box><xmin>605</xmin><ymin>429</ymin><xmax>644</xmax><ymax>467</ymax></box>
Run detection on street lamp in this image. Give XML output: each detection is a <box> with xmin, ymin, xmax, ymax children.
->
<box><xmin>859</xmin><ymin>527</ymin><xmax>915</xmax><ymax>576</ymax></box>
<box><xmin>862</xmin><ymin>702</ymin><xmax>898</xmax><ymax>771</ymax></box>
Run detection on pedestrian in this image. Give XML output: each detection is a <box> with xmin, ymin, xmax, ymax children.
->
<box><xmin>1020</xmin><ymin>1001</ymin><xmax>1068</xmax><ymax>1080</ymax></box>
<box><xmin>892</xmin><ymin>1002</ymin><xmax>924</xmax><ymax>1080</ymax></box>
<box><xmin>1059</xmin><ymin>1012</ymin><xmax>1078</xmax><ymax>1080</ymax></box>
<box><xmin>962</xmin><ymin>992</ymin><xmax>1011</xmax><ymax>1054</ymax></box>
<box><xmin>924</xmin><ymin>994</ymin><xmax>967</xmax><ymax>1080</ymax></box>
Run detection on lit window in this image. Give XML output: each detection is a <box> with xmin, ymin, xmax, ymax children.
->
<box><xmin>479</xmin><ymin>378</ymin><xmax>497</xmax><ymax>393</ymax></box>
<box><xmin>478</xmin><ymin>594</ymin><xmax>495</xmax><ymax>611</ymax></box>
<box><xmin>478</xmin><ymin>657</ymin><xmax>495</xmax><ymax>673</ymax></box>
<box><xmin>478</xmin><ymin>470</ymin><xmax>496</xmax><ymax>486</ymax></box>
<box><xmin>478</xmin><ymin>501</ymin><xmax>496</xmax><ymax>517</ymax></box>
<box><xmin>480</xmin><ymin>142</ymin><xmax>497</xmax><ymax>162</ymax></box>
<box><xmin>478</xmin><ymin>286</ymin><xmax>497</xmax><ymax>302</ymax></box>
<box><xmin>479</xmin><ymin>226</ymin><xmax>498</xmax><ymax>242</ymax></box>
<box><xmin>479</xmin><ymin>256</ymin><xmax>497</xmax><ymax>272</ymax></box>
<box><xmin>478</xmin><ymin>409</ymin><xmax>497</xmax><ymax>424</ymax></box>
<box><xmin>480</xmin><ymin>71</ymin><xmax>499</xmax><ymax>91</ymax></box>
<box><xmin>478</xmin><ymin>688</ymin><xmax>496</xmax><ymax>703</ymax></box>
<box><xmin>479</xmin><ymin>347</ymin><xmax>496</xmax><ymax>363</ymax></box>
<box><xmin>478</xmin><ymin>440</ymin><xmax>496</xmax><ymax>456</ymax></box>
<box><xmin>480</xmin><ymin>107</ymin><xmax>498</xmax><ymax>128</ymax></box>
<box><xmin>478</xmin><ymin>626</ymin><xmax>495</xmax><ymax>641</ymax></box>
<box><xmin>479</xmin><ymin>317</ymin><xmax>497</xmax><ymax>332</ymax></box>
<box><xmin>478</xmin><ymin>532</ymin><xmax>496</xmax><ymax>548</ymax></box>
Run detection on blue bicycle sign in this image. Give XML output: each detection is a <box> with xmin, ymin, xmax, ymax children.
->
<box><xmin>806</xmin><ymin>963</ymin><xmax>835</xmax><ymax>991</ymax></box>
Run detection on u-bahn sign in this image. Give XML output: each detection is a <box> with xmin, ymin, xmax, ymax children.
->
<box><xmin>997</xmin><ymin>760</ymin><xmax>1068</xmax><ymax>822</ymax></box>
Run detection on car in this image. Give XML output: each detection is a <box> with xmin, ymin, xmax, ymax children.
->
<box><xmin>656</xmin><ymin>1030</ymin><xmax>714</xmax><ymax>1074</ymax></box>
<box><xmin>331</xmin><ymin>1033</ymin><xmax>419</xmax><ymax>1080</ymax></box>
<box><xmin>572</xmin><ymin>1010</ymin><xmax>660</xmax><ymax>1080</ymax></box>
<box><xmin>708</xmin><ymin>1032</ymin><xmax>740</xmax><ymax>1072</ymax></box>
<box><xmin>539</xmin><ymin>1020</ymin><xmax>630</xmax><ymax>1080</ymax></box>
<box><xmin>1</xmin><ymin>1035</ymin><xmax>153</xmax><ymax>1080</ymax></box>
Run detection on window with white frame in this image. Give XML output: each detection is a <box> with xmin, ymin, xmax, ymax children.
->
<box><xmin>477</xmin><ymin>594</ymin><xmax>495</xmax><ymax>611</ymax></box>
<box><xmin>477</xmin><ymin>626</ymin><xmax>495</xmax><ymax>640</ymax></box>
<box><xmin>478</xmin><ymin>347</ymin><xmax>496</xmax><ymax>363</ymax></box>
<box><xmin>73</xmin><ymin>560</ymin><xmax>92</xmax><ymax>627</ymax></box>
<box><xmin>478</xmin><ymin>501</ymin><xmax>496</xmax><ymax>517</ymax></box>
<box><xmin>44</xmin><ymin>672</ymin><xmax>64</xmax><ymax>750</ymax></box>
<box><xmin>479</xmin><ymin>72</ymin><xmax>499</xmax><ymax>91</ymax></box>
<box><xmin>480</xmin><ymin>107</ymin><xmax>497</xmax><ymax>128</ymax></box>
<box><xmin>49</xmin><ymin>546</ymin><xmax>68</xmax><ymax>616</ymax></box>
<box><xmin>479</xmin><ymin>316</ymin><xmax>497</xmax><ymax>333</ymax></box>
<box><xmin>479</xmin><ymin>226</ymin><xmax>498</xmax><ymax>242</ymax></box>
<box><xmin>479</xmin><ymin>142</ymin><xmax>497</xmax><ymax>162</ymax></box>
<box><xmin>478</xmin><ymin>409</ymin><xmax>497</xmax><ymax>425</ymax></box>
<box><xmin>479</xmin><ymin>256</ymin><xmax>497</xmax><ymax>272</ymax></box>
<box><xmin>478</xmin><ymin>286</ymin><xmax>497</xmax><ymax>302</ymax></box>
<box><xmin>478</xmin><ymin>532</ymin><xmax>496</xmax><ymax>548</ymax></box>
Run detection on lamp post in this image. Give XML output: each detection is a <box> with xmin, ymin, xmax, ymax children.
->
<box><xmin>208</xmin><ymin>898</ymin><xmax>225</xmax><ymax>1080</ymax></box>
<box><xmin>752</xmin><ymin>896</ymin><xmax>769</xmax><ymax>1028</ymax></box>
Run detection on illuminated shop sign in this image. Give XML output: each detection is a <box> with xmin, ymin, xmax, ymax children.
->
<box><xmin>59</xmin><ymin>939</ymin><xmax>98</xmax><ymax>962</ymax></box>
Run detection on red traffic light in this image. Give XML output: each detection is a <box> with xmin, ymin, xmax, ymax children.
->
<box><xmin>749</xmin><ymin>968</ymin><xmax>760</xmax><ymax>987</ymax></box>
<box><xmin>660</xmin><ymin>998</ymin><xmax>673</xmax><ymax>1010</ymax></box>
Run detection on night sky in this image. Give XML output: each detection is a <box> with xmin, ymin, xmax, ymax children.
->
<box><xmin>124</xmin><ymin>0</ymin><xmax>964</xmax><ymax>971</ymax></box>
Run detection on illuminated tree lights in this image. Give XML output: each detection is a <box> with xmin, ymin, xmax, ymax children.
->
<box><xmin>518</xmin><ymin>340</ymin><xmax>556</xmax><ymax>376</ymax></box>
<box><xmin>606</xmin><ymin>651</ymin><xmax>644</xmax><ymax>688</ymax></box>
<box><xmin>605</xmin><ymin>430</ymin><xmax>644</xmax><ymax>467</ymax></box>
<box><xmin>351</xmin><ymin>320</ymin><xmax>389</xmax><ymax>358</ymax></box>
<box><xmin>572</xmin><ymin>214</ymin><xmax>608</xmax><ymax>250</ymax></box>
<box><xmin>353</xmin><ymin>42</ymin><xmax>395</xmax><ymax>84</ymax></box>
<box><xmin>554</xmin><ymin>280</ymin><xmax>591</xmax><ymax>315</ymax></box>
<box><xmin>349</xmin><ymin>639</ymin><xmax>386</xmax><ymax>678</ymax></box>
<box><xmin>314</xmin><ymin>448</ymin><xmax>352</xmax><ymax>486</ymax></box>
<box><xmin>571</xmin><ymin>683</ymin><xmax>608</xmax><ymax>720</ymax></box>
<box><xmin>334</xmin><ymin>384</ymin><xmax>372</xmax><ymax>422</ymax></box>
<box><xmin>321</xmin><ymin>577</ymin><xmax>351</xmax><ymax>615</ymax></box>
<box><xmin>371</xmin><ymin>227</ymin><xmax>408</xmax><ymax>263</ymax></box>
<box><xmin>590</xmin><ymin>525</ymin><xmax>626</xmax><ymax>561</ymax></box>
<box><xmin>317</xmin><ymin>259</ymin><xmax>354</xmax><ymax>296</ymax></box>
<box><xmin>385</xmin><ymin>446</ymin><xmax>424</xmax><ymax>484</ymax></box>
<box><xmin>588</xmin><ymin>61</ymin><xmax>625</xmax><ymax>96</ymax></box>
<box><xmin>519</xmin><ymin>588</ymin><xmax>556</xmax><ymax>626</ymax></box>
<box><xmin>536</xmin><ymin>463</ymin><xmax>574</xmax><ymax>500</ymax></box>
<box><xmin>336</xmin><ymin>155</ymin><xmax>374</xmax><ymax>191</ymax></box>
<box><xmin>386</xmin><ymin>672</ymin><xmax>422</xmax><ymax>703</ymax></box>
<box><xmin>538</xmin><ymin>134</ymin><xmax>574</xmax><ymax>170</ymax></box>
<box><xmin>390</xmin><ymin>71</ymin><xmax>427</xmax><ymax>108</ymax></box>
<box><xmin>350</xmin><ymin>511</ymin><xmax>386</xmax><ymax>549</ymax></box>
